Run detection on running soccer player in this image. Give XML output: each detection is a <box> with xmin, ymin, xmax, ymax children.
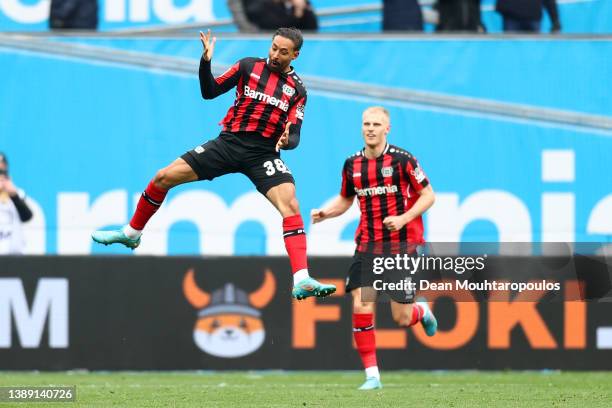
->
<box><xmin>311</xmin><ymin>106</ymin><xmax>438</xmax><ymax>390</ymax></box>
<box><xmin>92</xmin><ymin>28</ymin><xmax>335</xmax><ymax>300</ymax></box>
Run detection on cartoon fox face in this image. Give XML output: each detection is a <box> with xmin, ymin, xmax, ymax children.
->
<box><xmin>193</xmin><ymin>314</ymin><xmax>265</xmax><ymax>358</ymax></box>
<box><xmin>183</xmin><ymin>269</ymin><xmax>275</xmax><ymax>358</ymax></box>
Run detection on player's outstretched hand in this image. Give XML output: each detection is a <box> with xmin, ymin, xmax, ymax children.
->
<box><xmin>311</xmin><ymin>209</ymin><xmax>326</xmax><ymax>224</ymax></box>
<box><xmin>383</xmin><ymin>215</ymin><xmax>408</xmax><ymax>231</ymax></box>
<box><xmin>200</xmin><ymin>29</ymin><xmax>216</xmax><ymax>62</ymax></box>
<box><xmin>275</xmin><ymin>122</ymin><xmax>291</xmax><ymax>152</ymax></box>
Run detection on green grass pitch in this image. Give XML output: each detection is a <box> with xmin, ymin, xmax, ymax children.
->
<box><xmin>1</xmin><ymin>371</ymin><xmax>611</xmax><ymax>407</ymax></box>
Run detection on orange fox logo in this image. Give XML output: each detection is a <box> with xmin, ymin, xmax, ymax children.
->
<box><xmin>183</xmin><ymin>269</ymin><xmax>275</xmax><ymax>358</ymax></box>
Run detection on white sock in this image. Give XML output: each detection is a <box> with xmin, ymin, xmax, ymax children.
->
<box><xmin>293</xmin><ymin>269</ymin><xmax>310</xmax><ymax>285</ymax></box>
<box><xmin>122</xmin><ymin>224</ymin><xmax>142</xmax><ymax>239</ymax></box>
<box><xmin>365</xmin><ymin>366</ymin><xmax>380</xmax><ymax>380</ymax></box>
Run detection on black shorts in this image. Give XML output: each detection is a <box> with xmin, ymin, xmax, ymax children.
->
<box><xmin>181</xmin><ymin>131</ymin><xmax>295</xmax><ymax>195</ymax></box>
<box><xmin>346</xmin><ymin>251</ymin><xmax>419</xmax><ymax>304</ymax></box>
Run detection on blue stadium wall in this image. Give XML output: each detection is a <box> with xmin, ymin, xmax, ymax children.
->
<box><xmin>1</xmin><ymin>36</ymin><xmax>611</xmax><ymax>255</ymax></box>
<box><xmin>1</xmin><ymin>0</ymin><xmax>611</xmax><ymax>33</ymax></box>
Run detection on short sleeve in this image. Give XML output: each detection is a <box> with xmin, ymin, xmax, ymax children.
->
<box><xmin>404</xmin><ymin>155</ymin><xmax>429</xmax><ymax>192</ymax></box>
<box><xmin>340</xmin><ymin>159</ymin><xmax>356</xmax><ymax>198</ymax></box>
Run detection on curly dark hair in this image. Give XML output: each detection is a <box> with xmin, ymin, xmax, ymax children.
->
<box><xmin>273</xmin><ymin>27</ymin><xmax>304</xmax><ymax>51</ymax></box>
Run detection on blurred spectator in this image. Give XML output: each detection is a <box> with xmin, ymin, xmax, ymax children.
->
<box><xmin>496</xmin><ymin>0</ymin><xmax>561</xmax><ymax>33</ymax></box>
<box><xmin>49</xmin><ymin>0</ymin><xmax>98</xmax><ymax>30</ymax></box>
<box><xmin>0</xmin><ymin>153</ymin><xmax>32</xmax><ymax>255</ymax></box>
<box><xmin>241</xmin><ymin>0</ymin><xmax>318</xmax><ymax>31</ymax></box>
<box><xmin>436</xmin><ymin>0</ymin><xmax>485</xmax><ymax>32</ymax></box>
<box><xmin>227</xmin><ymin>0</ymin><xmax>259</xmax><ymax>32</ymax></box>
<box><xmin>383</xmin><ymin>0</ymin><xmax>423</xmax><ymax>31</ymax></box>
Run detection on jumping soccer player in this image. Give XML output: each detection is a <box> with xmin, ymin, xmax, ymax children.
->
<box><xmin>311</xmin><ymin>106</ymin><xmax>438</xmax><ymax>390</ymax></box>
<box><xmin>92</xmin><ymin>28</ymin><xmax>335</xmax><ymax>300</ymax></box>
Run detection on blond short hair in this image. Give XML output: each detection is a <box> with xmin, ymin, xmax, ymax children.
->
<box><xmin>363</xmin><ymin>106</ymin><xmax>390</xmax><ymax>122</ymax></box>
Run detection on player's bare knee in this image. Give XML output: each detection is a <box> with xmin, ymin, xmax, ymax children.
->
<box><xmin>153</xmin><ymin>168</ymin><xmax>174</xmax><ymax>190</ymax></box>
<box><xmin>353</xmin><ymin>303</ymin><xmax>374</xmax><ymax>314</ymax></box>
<box><xmin>353</xmin><ymin>297</ymin><xmax>374</xmax><ymax>314</ymax></box>
<box><xmin>393</xmin><ymin>309</ymin><xmax>413</xmax><ymax>327</ymax></box>
<box><xmin>278</xmin><ymin>197</ymin><xmax>300</xmax><ymax>216</ymax></box>
<box><xmin>287</xmin><ymin>197</ymin><xmax>300</xmax><ymax>215</ymax></box>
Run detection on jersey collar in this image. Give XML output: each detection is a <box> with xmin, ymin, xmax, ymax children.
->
<box><xmin>362</xmin><ymin>143</ymin><xmax>390</xmax><ymax>159</ymax></box>
<box><xmin>266</xmin><ymin>58</ymin><xmax>294</xmax><ymax>75</ymax></box>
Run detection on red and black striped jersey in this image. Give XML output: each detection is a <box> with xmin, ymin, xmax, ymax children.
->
<box><xmin>340</xmin><ymin>144</ymin><xmax>430</xmax><ymax>253</ymax></box>
<box><xmin>200</xmin><ymin>57</ymin><xmax>307</xmax><ymax>140</ymax></box>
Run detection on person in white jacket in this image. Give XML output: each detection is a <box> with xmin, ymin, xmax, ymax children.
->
<box><xmin>0</xmin><ymin>153</ymin><xmax>33</xmax><ymax>255</ymax></box>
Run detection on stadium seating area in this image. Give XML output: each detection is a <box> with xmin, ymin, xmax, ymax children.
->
<box><xmin>0</xmin><ymin>0</ymin><xmax>611</xmax><ymax>33</ymax></box>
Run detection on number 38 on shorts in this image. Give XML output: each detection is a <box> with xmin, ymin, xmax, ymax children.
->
<box><xmin>263</xmin><ymin>159</ymin><xmax>292</xmax><ymax>176</ymax></box>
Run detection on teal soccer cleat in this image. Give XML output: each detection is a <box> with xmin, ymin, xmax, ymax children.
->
<box><xmin>417</xmin><ymin>300</ymin><xmax>438</xmax><ymax>337</ymax></box>
<box><xmin>292</xmin><ymin>277</ymin><xmax>336</xmax><ymax>300</ymax></box>
<box><xmin>91</xmin><ymin>229</ymin><xmax>141</xmax><ymax>249</ymax></box>
<box><xmin>358</xmin><ymin>377</ymin><xmax>382</xmax><ymax>390</ymax></box>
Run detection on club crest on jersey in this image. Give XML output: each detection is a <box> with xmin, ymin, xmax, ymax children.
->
<box><xmin>282</xmin><ymin>84</ymin><xmax>296</xmax><ymax>96</ymax></box>
<box><xmin>381</xmin><ymin>166</ymin><xmax>393</xmax><ymax>177</ymax></box>
<box><xmin>411</xmin><ymin>166</ymin><xmax>426</xmax><ymax>183</ymax></box>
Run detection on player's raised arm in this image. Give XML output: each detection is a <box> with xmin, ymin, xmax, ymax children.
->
<box><xmin>200</xmin><ymin>29</ymin><xmax>216</xmax><ymax>62</ymax></box>
<box><xmin>199</xmin><ymin>30</ymin><xmax>241</xmax><ymax>100</ymax></box>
